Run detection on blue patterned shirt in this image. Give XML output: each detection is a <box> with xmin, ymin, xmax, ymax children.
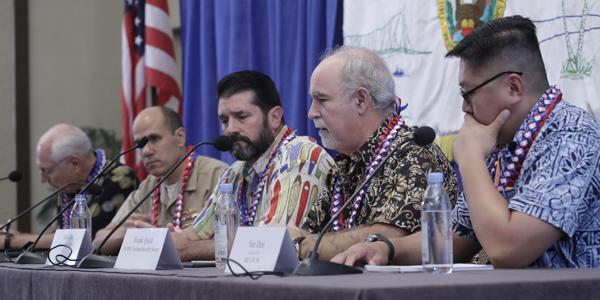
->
<box><xmin>452</xmin><ymin>99</ymin><xmax>600</xmax><ymax>268</ymax></box>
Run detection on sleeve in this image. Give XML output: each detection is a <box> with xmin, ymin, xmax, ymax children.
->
<box><xmin>301</xmin><ymin>171</ymin><xmax>335</xmax><ymax>234</ymax></box>
<box><xmin>191</xmin><ymin>167</ymin><xmax>236</xmax><ymax>239</ymax></box>
<box><xmin>508</xmin><ymin>127</ymin><xmax>599</xmax><ymax>237</ymax></box>
<box><xmin>264</xmin><ymin>143</ymin><xmax>334</xmax><ymax>227</ymax></box>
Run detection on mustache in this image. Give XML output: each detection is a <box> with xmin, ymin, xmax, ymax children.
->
<box><xmin>229</xmin><ymin>133</ymin><xmax>253</xmax><ymax>144</ymax></box>
<box><xmin>313</xmin><ymin>121</ymin><xmax>325</xmax><ymax>129</ymax></box>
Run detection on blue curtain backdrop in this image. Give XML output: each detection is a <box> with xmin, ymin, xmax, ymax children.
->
<box><xmin>179</xmin><ymin>0</ymin><xmax>343</xmax><ymax>162</ymax></box>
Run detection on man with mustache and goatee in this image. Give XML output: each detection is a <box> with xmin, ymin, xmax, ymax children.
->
<box><xmin>92</xmin><ymin>106</ymin><xmax>228</xmax><ymax>254</ymax></box>
<box><xmin>169</xmin><ymin>70</ymin><xmax>334</xmax><ymax>261</ymax></box>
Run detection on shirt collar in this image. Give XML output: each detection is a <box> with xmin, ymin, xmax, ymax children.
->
<box><xmin>350</xmin><ymin>113</ymin><xmax>399</xmax><ymax>164</ymax></box>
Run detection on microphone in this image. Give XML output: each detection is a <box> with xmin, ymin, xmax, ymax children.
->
<box><xmin>293</xmin><ymin>126</ymin><xmax>436</xmax><ymax>275</ymax></box>
<box><xmin>0</xmin><ymin>182</ymin><xmax>87</xmax><ymax>232</ymax></box>
<box><xmin>78</xmin><ymin>136</ymin><xmax>148</xmax><ymax>196</ymax></box>
<box><xmin>77</xmin><ymin>135</ymin><xmax>233</xmax><ymax>268</ymax></box>
<box><xmin>14</xmin><ymin>183</ymin><xmax>103</xmax><ymax>264</ymax></box>
<box><xmin>0</xmin><ymin>170</ymin><xmax>22</xmax><ymax>182</ymax></box>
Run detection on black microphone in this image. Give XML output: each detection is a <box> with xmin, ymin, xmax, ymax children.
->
<box><xmin>0</xmin><ymin>182</ymin><xmax>87</xmax><ymax>232</ymax></box>
<box><xmin>14</xmin><ymin>183</ymin><xmax>103</xmax><ymax>264</ymax></box>
<box><xmin>293</xmin><ymin>126</ymin><xmax>436</xmax><ymax>276</ymax></box>
<box><xmin>0</xmin><ymin>170</ymin><xmax>22</xmax><ymax>182</ymax></box>
<box><xmin>78</xmin><ymin>136</ymin><xmax>148</xmax><ymax>196</ymax></box>
<box><xmin>77</xmin><ymin>135</ymin><xmax>233</xmax><ymax>268</ymax></box>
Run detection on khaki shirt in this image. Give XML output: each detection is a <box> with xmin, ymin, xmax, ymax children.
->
<box><xmin>111</xmin><ymin>155</ymin><xmax>227</xmax><ymax>229</ymax></box>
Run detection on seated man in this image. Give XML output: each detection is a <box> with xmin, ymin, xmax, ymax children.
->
<box><xmin>332</xmin><ymin>15</ymin><xmax>600</xmax><ymax>268</ymax></box>
<box><xmin>290</xmin><ymin>46</ymin><xmax>458</xmax><ymax>260</ymax></box>
<box><xmin>169</xmin><ymin>70</ymin><xmax>334</xmax><ymax>261</ymax></box>
<box><xmin>1</xmin><ymin>124</ymin><xmax>139</xmax><ymax>250</ymax></box>
<box><xmin>93</xmin><ymin>106</ymin><xmax>228</xmax><ymax>254</ymax></box>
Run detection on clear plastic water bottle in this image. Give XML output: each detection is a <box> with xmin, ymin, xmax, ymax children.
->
<box><xmin>70</xmin><ymin>194</ymin><xmax>92</xmax><ymax>237</ymax></box>
<box><xmin>421</xmin><ymin>172</ymin><xmax>453</xmax><ymax>274</ymax></box>
<box><xmin>214</xmin><ymin>183</ymin><xmax>239</xmax><ymax>269</ymax></box>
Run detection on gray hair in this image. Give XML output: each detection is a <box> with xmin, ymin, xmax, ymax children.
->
<box><xmin>38</xmin><ymin>124</ymin><xmax>93</xmax><ymax>162</ymax></box>
<box><xmin>322</xmin><ymin>46</ymin><xmax>397</xmax><ymax>112</ymax></box>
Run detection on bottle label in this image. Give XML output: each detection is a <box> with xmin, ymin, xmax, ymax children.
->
<box><xmin>215</xmin><ymin>222</ymin><xmax>228</xmax><ymax>258</ymax></box>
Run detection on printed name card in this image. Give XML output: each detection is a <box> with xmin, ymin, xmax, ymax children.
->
<box><xmin>46</xmin><ymin>229</ymin><xmax>92</xmax><ymax>266</ymax></box>
<box><xmin>114</xmin><ymin>228</ymin><xmax>183</xmax><ymax>270</ymax></box>
<box><xmin>226</xmin><ymin>227</ymin><xmax>298</xmax><ymax>274</ymax></box>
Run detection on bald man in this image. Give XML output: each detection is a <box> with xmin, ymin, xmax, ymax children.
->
<box><xmin>1</xmin><ymin>124</ymin><xmax>139</xmax><ymax>251</ymax></box>
<box><xmin>93</xmin><ymin>106</ymin><xmax>228</xmax><ymax>254</ymax></box>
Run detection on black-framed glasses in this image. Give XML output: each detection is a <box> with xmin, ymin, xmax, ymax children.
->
<box><xmin>460</xmin><ymin>71</ymin><xmax>523</xmax><ymax>105</ymax></box>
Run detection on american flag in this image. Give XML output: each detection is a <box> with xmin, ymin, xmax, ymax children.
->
<box><xmin>121</xmin><ymin>0</ymin><xmax>182</xmax><ymax>180</ymax></box>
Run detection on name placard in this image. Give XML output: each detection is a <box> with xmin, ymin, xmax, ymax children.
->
<box><xmin>46</xmin><ymin>229</ymin><xmax>92</xmax><ymax>266</ymax></box>
<box><xmin>226</xmin><ymin>227</ymin><xmax>298</xmax><ymax>274</ymax></box>
<box><xmin>114</xmin><ymin>228</ymin><xmax>182</xmax><ymax>270</ymax></box>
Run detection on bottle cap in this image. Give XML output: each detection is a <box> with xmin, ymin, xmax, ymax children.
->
<box><xmin>74</xmin><ymin>194</ymin><xmax>87</xmax><ymax>203</ymax></box>
<box><xmin>219</xmin><ymin>183</ymin><xmax>233</xmax><ymax>193</ymax></box>
<box><xmin>427</xmin><ymin>172</ymin><xmax>443</xmax><ymax>184</ymax></box>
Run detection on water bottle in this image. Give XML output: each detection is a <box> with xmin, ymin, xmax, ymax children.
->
<box><xmin>70</xmin><ymin>194</ymin><xmax>92</xmax><ymax>237</ymax></box>
<box><xmin>214</xmin><ymin>183</ymin><xmax>239</xmax><ymax>269</ymax></box>
<box><xmin>421</xmin><ymin>172</ymin><xmax>453</xmax><ymax>274</ymax></box>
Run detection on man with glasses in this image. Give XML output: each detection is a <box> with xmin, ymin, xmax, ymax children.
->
<box><xmin>1</xmin><ymin>124</ymin><xmax>139</xmax><ymax>251</ymax></box>
<box><xmin>332</xmin><ymin>15</ymin><xmax>600</xmax><ymax>268</ymax></box>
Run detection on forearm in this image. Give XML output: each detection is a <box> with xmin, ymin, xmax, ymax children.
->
<box><xmin>301</xmin><ymin>223</ymin><xmax>409</xmax><ymax>261</ymax></box>
<box><xmin>11</xmin><ymin>233</ymin><xmax>54</xmax><ymax>250</ymax></box>
<box><xmin>459</xmin><ymin>160</ymin><xmax>518</xmax><ymax>261</ymax></box>
<box><xmin>391</xmin><ymin>232</ymin><xmax>422</xmax><ymax>265</ymax></box>
<box><xmin>177</xmin><ymin>239</ymin><xmax>215</xmax><ymax>261</ymax></box>
<box><xmin>92</xmin><ymin>226</ymin><xmax>126</xmax><ymax>255</ymax></box>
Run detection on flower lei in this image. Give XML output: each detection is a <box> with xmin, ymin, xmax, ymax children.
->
<box><xmin>237</xmin><ymin>128</ymin><xmax>296</xmax><ymax>226</ymax></box>
<box><xmin>488</xmin><ymin>85</ymin><xmax>562</xmax><ymax>194</ymax></box>
<box><xmin>152</xmin><ymin>148</ymin><xmax>196</xmax><ymax>229</ymax></box>
<box><xmin>61</xmin><ymin>148</ymin><xmax>106</xmax><ymax>229</ymax></box>
<box><xmin>329</xmin><ymin>114</ymin><xmax>405</xmax><ymax>231</ymax></box>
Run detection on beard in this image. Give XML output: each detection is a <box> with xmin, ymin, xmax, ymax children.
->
<box><xmin>229</xmin><ymin>123</ymin><xmax>275</xmax><ymax>162</ymax></box>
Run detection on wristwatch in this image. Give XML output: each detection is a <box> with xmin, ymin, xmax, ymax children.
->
<box><xmin>364</xmin><ymin>233</ymin><xmax>395</xmax><ymax>265</ymax></box>
<box><xmin>292</xmin><ymin>236</ymin><xmax>306</xmax><ymax>254</ymax></box>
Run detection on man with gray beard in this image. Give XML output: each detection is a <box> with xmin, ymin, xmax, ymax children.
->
<box><xmin>169</xmin><ymin>70</ymin><xmax>334</xmax><ymax>261</ymax></box>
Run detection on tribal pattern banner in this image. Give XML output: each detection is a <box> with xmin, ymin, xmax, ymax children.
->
<box><xmin>344</xmin><ymin>0</ymin><xmax>600</xmax><ymax>134</ymax></box>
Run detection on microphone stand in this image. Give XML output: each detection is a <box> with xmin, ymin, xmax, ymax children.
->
<box><xmin>77</xmin><ymin>138</ymin><xmax>229</xmax><ymax>268</ymax></box>
<box><xmin>1</xmin><ymin>182</ymin><xmax>83</xmax><ymax>232</ymax></box>
<box><xmin>79</xmin><ymin>137</ymin><xmax>148</xmax><ymax>196</ymax></box>
<box><xmin>13</xmin><ymin>138</ymin><xmax>147</xmax><ymax>264</ymax></box>
<box><xmin>14</xmin><ymin>184</ymin><xmax>102</xmax><ymax>264</ymax></box>
<box><xmin>293</xmin><ymin>127</ymin><xmax>436</xmax><ymax>275</ymax></box>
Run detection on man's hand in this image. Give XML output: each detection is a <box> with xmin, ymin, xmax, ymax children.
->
<box><xmin>454</xmin><ymin>109</ymin><xmax>511</xmax><ymax>166</ymax></box>
<box><xmin>330</xmin><ymin>241</ymin><xmax>389</xmax><ymax>267</ymax></box>
<box><xmin>125</xmin><ymin>213</ymin><xmax>153</xmax><ymax>228</ymax></box>
<box><xmin>287</xmin><ymin>224</ymin><xmax>310</xmax><ymax>241</ymax></box>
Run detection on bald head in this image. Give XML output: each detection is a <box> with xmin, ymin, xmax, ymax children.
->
<box><xmin>320</xmin><ymin>46</ymin><xmax>397</xmax><ymax>112</ymax></box>
<box><xmin>132</xmin><ymin>106</ymin><xmax>187</xmax><ymax>179</ymax></box>
<box><xmin>133</xmin><ymin>106</ymin><xmax>183</xmax><ymax>135</ymax></box>
<box><xmin>37</xmin><ymin>123</ymin><xmax>92</xmax><ymax>163</ymax></box>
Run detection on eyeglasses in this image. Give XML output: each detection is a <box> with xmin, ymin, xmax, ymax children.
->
<box><xmin>460</xmin><ymin>71</ymin><xmax>523</xmax><ymax>105</ymax></box>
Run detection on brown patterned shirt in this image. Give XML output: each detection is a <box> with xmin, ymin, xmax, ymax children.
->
<box><xmin>303</xmin><ymin>115</ymin><xmax>458</xmax><ymax>234</ymax></box>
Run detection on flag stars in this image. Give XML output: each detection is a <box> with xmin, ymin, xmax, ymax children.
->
<box><xmin>135</xmin><ymin>35</ymin><xmax>143</xmax><ymax>46</ymax></box>
<box><xmin>135</xmin><ymin>17</ymin><xmax>141</xmax><ymax>26</ymax></box>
